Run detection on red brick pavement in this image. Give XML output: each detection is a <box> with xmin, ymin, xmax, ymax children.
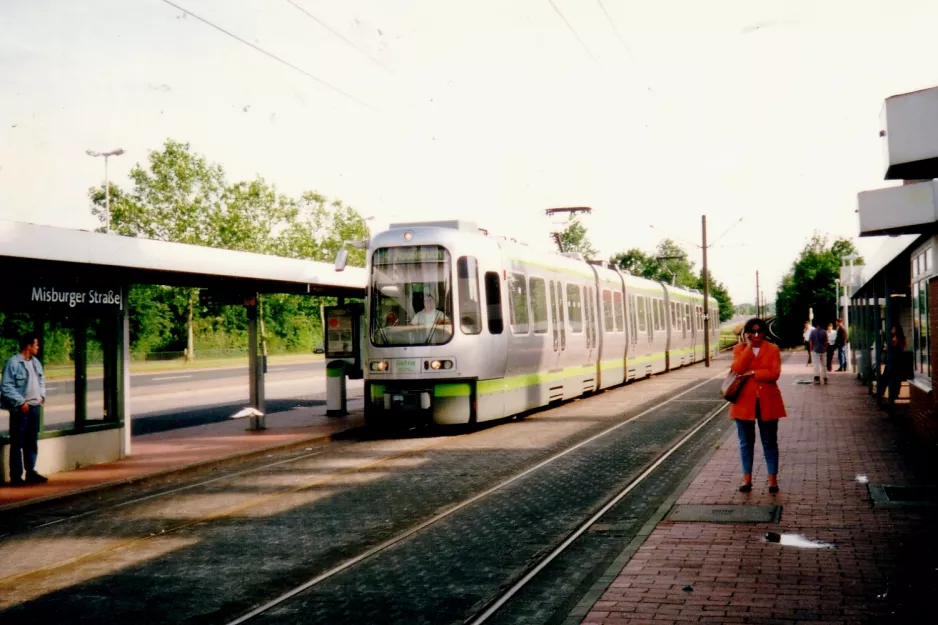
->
<box><xmin>581</xmin><ymin>354</ymin><xmax>938</xmax><ymax>624</ymax></box>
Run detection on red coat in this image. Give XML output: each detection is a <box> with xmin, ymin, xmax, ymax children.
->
<box><xmin>729</xmin><ymin>342</ymin><xmax>787</xmax><ymax>421</ymax></box>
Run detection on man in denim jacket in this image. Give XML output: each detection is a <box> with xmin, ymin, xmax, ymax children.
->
<box><xmin>1</xmin><ymin>333</ymin><xmax>47</xmax><ymax>486</ymax></box>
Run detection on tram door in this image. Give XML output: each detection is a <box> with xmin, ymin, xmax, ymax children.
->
<box><xmin>548</xmin><ymin>280</ymin><xmax>566</xmax><ymax>399</ymax></box>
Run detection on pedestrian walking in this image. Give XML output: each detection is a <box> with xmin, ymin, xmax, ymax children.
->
<box><xmin>809</xmin><ymin>320</ymin><xmax>829</xmax><ymax>384</ymax></box>
<box><xmin>835</xmin><ymin>318</ymin><xmax>849</xmax><ymax>371</ymax></box>
<box><xmin>803</xmin><ymin>320</ymin><xmax>812</xmax><ymax>366</ymax></box>
<box><xmin>1</xmin><ymin>333</ymin><xmax>48</xmax><ymax>486</ymax></box>
<box><xmin>729</xmin><ymin>318</ymin><xmax>787</xmax><ymax>493</ymax></box>
<box><xmin>825</xmin><ymin>322</ymin><xmax>837</xmax><ymax>372</ymax></box>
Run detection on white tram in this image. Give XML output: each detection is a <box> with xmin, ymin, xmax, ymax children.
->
<box><xmin>364</xmin><ymin>220</ymin><xmax>720</xmax><ymax>426</ymax></box>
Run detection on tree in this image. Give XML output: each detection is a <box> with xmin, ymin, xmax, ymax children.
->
<box><xmin>775</xmin><ymin>232</ymin><xmax>863</xmax><ymax>346</ymax></box>
<box><xmin>558</xmin><ymin>217</ymin><xmax>598</xmax><ymax>259</ymax></box>
<box><xmin>611</xmin><ymin>238</ymin><xmax>734</xmax><ymax>322</ymax></box>
<box><xmin>88</xmin><ymin>138</ymin><xmax>371</xmax><ymax>360</ymax></box>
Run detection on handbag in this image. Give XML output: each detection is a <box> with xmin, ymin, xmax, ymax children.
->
<box><xmin>720</xmin><ymin>370</ymin><xmax>749</xmax><ymax>403</ymax></box>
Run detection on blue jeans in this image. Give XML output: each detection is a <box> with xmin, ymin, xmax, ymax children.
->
<box><xmin>838</xmin><ymin>346</ymin><xmax>847</xmax><ymax>370</ymax></box>
<box><xmin>735</xmin><ymin>404</ymin><xmax>779</xmax><ymax>475</ymax></box>
<box><xmin>8</xmin><ymin>405</ymin><xmax>40</xmax><ymax>480</ymax></box>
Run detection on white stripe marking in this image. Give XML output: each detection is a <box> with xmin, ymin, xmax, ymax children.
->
<box><xmin>150</xmin><ymin>375</ymin><xmax>193</xmax><ymax>381</ymax></box>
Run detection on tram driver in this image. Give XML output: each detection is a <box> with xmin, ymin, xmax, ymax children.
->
<box><xmin>411</xmin><ymin>293</ymin><xmax>449</xmax><ymax>326</ymax></box>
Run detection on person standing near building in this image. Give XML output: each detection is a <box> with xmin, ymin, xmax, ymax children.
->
<box><xmin>1</xmin><ymin>334</ymin><xmax>48</xmax><ymax>486</ymax></box>
<box><xmin>809</xmin><ymin>320</ymin><xmax>829</xmax><ymax>384</ymax></box>
<box><xmin>803</xmin><ymin>320</ymin><xmax>813</xmax><ymax>366</ymax></box>
<box><xmin>826</xmin><ymin>322</ymin><xmax>837</xmax><ymax>372</ymax></box>
<box><xmin>836</xmin><ymin>318</ymin><xmax>849</xmax><ymax>372</ymax></box>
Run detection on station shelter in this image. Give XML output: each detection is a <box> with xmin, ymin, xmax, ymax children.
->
<box><xmin>0</xmin><ymin>219</ymin><xmax>365</xmax><ymax>481</ymax></box>
<box><xmin>853</xmin><ymin>85</ymin><xmax>938</xmax><ymax>444</ymax></box>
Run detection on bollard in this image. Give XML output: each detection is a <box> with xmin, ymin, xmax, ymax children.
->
<box><xmin>326</xmin><ymin>360</ymin><xmax>347</xmax><ymax>416</ymax></box>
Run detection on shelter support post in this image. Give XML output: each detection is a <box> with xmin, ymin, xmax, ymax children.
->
<box><xmin>120</xmin><ymin>299</ymin><xmax>132</xmax><ymax>457</ymax></box>
<box><xmin>247</xmin><ymin>296</ymin><xmax>266</xmax><ymax>430</ymax></box>
<box><xmin>74</xmin><ymin>317</ymin><xmax>87</xmax><ymax>429</ymax></box>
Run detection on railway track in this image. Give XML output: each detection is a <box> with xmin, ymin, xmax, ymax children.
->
<box><xmin>0</xmin><ymin>365</ymin><xmax>729</xmax><ymax>624</ymax></box>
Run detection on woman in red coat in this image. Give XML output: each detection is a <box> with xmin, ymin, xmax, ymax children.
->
<box><xmin>730</xmin><ymin>318</ymin><xmax>787</xmax><ymax>493</ymax></box>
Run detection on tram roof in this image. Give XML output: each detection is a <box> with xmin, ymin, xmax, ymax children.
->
<box><xmin>0</xmin><ymin>219</ymin><xmax>366</xmax><ymax>296</ymax></box>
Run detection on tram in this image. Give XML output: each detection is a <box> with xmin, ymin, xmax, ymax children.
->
<box><xmin>363</xmin><ymin>220</ymin><xmax>720</xmax><ymax>425</ymax></box>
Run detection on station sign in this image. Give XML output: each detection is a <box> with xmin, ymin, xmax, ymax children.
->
<box><xmin>17</xmin><ymin>284</ymin><xmax>123</xmax><ymax>310</ymax></box>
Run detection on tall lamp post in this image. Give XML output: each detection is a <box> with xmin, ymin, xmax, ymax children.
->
<box><xmin>86</xmin><ymin>148</ymin><xmax>125</xmax><ymax>233</ymax></box>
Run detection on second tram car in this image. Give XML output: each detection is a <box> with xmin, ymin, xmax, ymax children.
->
<box><xmin>363</xmin><ymin>221</ymin><xmax>720</xmax><ymax>426</ymax></box>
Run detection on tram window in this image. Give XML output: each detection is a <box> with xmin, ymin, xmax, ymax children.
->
<box><xmin>684</xmin><ymin>304</ymin><xmax>691</xmax><ymax>333</ymax></box>
<box><xmin>651</xmin><ymin>298</ymin><xmax>660</xmax><ymax>331</ymax></box>
<box><xmin>457</xmin><ymin>257</ymin><xmax>481</xmax><ymax>335</ymax></box>
<box><xmin>602</xmin><ymin>289</ymin><xmax>614</xmax><ymax>331</ymax></box>
<box><xmin>508</xmin><ymin>272</ymin><xmax>529</xmax><ymax>334</ymax></box>
<box><xmin>659</xmin><ymin>301</ymin><xmax>666</xmax><ymax>330</ymax></box>
<box><xmin>613</xmin><ymin>292</ymin><xmax>624</xmax><ymax>332</ymax></box>
<box><xmin>530</xmin><ymin>277</ymin><xmax>549</xmax><ymax>334</ymax></box>
<box><xmin>671</xmin><ymin>302</ymin><xmax>678</xmax><ymax>327</ymax></box>
<box><xmin>636</xmin><ymin>295</ymin><xmax>647</xmax><ymax>332</ymax></box>
<box><xmin>566</xmin><ymin>284</ymin><xmax>583</xmax><ymax>333</ymax></box>
<box><xmin>484</xmin><ymin>271</ymin><xmax>504</xmax><ymax>335</ymax></box>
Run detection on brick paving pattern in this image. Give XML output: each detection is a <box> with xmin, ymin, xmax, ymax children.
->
<box><xmin>581</xmin><ymin>354</ymin><xmax>938</xmax><ymax>624</ymax></box>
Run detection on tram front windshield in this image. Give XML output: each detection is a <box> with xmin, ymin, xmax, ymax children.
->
<box><xmin>371</xmin><ymin>245</ymin><xmax>454</xmax><ymax>346</ymax></box>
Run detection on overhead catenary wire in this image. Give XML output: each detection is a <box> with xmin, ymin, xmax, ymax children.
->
<box><xmin>285</xmin><ymin>0</ymin><xmax>393</xmax><ymax>73</ymax></box>
<box><xmin>161</xmin><ymin>0</ymin><xmax>375</xmax><ymax>110</ymax></box>
<box><xmin>546</xmin><ymin>0</ymin><xmax>602</xmax><ymax>67</ymax></box>
<box><xmin>595</xmin><ymin>0</ymin><xmax>634</xmax><ymax>62</ymax></box>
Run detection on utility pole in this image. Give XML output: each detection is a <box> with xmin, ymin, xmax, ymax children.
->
<box><xmin>756</xmin><ymin>271</ymin><xmax>761</xmax><ymax>318</ymax></box>
<box><xmin>702</xmin><ymin>215</ymin><xmax>710</xmax><ymax>367</ymax></box>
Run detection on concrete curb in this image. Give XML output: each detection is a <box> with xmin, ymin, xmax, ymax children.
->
<box><xmin>0</xmin><ymin>412</ymin><xmax>367</xmax><ymax>514</ymax></box>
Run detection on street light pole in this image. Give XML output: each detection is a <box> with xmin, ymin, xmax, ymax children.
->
<box><xmin>86</xmin><ymin>148</ymin><xmax>125</xmax><ymax>233</ymax></box>
<box><xmin>702</xmin><ymin>215</ymin><xmax>710</xmax><ymax>367</ymax></box>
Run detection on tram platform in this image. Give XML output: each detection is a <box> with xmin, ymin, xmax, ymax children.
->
<box><xmin>572</xmin><ymin>354</ymin><xmax>938</xmax><ymax>625</ymax></box>
<box><xmin>0</xmin><ymin>400</ymin><xmax>364</xmax><ymax>512</ymax></box>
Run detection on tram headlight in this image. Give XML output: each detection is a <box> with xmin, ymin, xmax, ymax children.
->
<box><xmin>370</xmin><ymin>360</ymin><xmax>389</xmax><ymax>372</ymax></box>
<box><xmin>427</xmin><ymin>359</ymin><xmax>453</xmax><ymax>370</ymax></box>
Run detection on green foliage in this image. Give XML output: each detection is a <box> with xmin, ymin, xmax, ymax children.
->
<box><xmin>86</xmin><ymin>138</ymin><xmax>371</xmax><ymax>357</ymax></box>
<box><xmin>558</xmin><ymin>218</ymin><xmax>598</xmax><ymax>259</ymax></box>
<box><xmin>611</xmin><ymin>239</ymin><xmax>734</xmax><ymax>322</ymax></box>
<box><xmin>775</xmin><ymin>232</ymin><xmax>863</xmax><ymax>346</ymax></box>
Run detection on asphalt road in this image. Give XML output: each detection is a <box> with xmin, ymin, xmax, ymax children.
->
<box><xmin>0</xmin><ymin>360</ymin><xmax>356</xmax><ymax>437</ymax></box>
<box><xmin>44</xmin><ymin>360</ymin><xmax>327</xmax><ymax>396</ymax></box>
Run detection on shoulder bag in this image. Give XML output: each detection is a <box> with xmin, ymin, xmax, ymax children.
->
<box><xmin>720</xmin><ymin>370</ymin><xmax>749</xmax><ymax>403</ymax></box>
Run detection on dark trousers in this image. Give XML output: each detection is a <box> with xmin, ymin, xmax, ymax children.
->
<box><xmin>9</xmin><ymin>405</ymin><xmax>40</xmax><ymax>480</ymax></box>
<box><xmin>826</xmin><ymin>346</ymin><xmax>835</xmax><ymax>371</ymax></box>
<box><xmin>805</xmin><ymin>342</ymin><xmax>811</xmax><ymax>363</ymax></box>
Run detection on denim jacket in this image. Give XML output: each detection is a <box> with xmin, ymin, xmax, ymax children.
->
<box><xmin>0</xmin><ymin>354</ymin><xmax>45</xmax><ymax>410</ymax></box>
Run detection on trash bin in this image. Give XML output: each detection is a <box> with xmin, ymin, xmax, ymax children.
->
<box><xmin>326</xmin><ymin>360</ymin><xmax>347</xmax><ymax>416</ymax></box>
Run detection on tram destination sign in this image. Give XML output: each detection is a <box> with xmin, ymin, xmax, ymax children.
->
<box><xmin>19</xmin><ymin>284</ymin><xmax>123</xmax><ymax>309</ymax></box>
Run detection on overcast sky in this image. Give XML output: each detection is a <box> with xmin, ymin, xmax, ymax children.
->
<box><xmin>2</xmin><ymin>0</ymin><xmax>937</xmax><ymax>302</ymax></box>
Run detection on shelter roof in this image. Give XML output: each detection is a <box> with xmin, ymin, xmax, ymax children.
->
<box><xmin>0</xmin><ymin>220</ymin><xmax>366</xmax><ymax>296</ymax></box>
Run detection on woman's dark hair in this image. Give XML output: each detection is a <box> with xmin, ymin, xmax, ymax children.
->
<box><xmin>893</xmin><ymin>324</ymin><xmax>905</xmax><ymax>341</ymax></box>
<box><xmin>743</xmin><ymin>318</ymin><xmax>764</xmax><ymax>334</ymax></box>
